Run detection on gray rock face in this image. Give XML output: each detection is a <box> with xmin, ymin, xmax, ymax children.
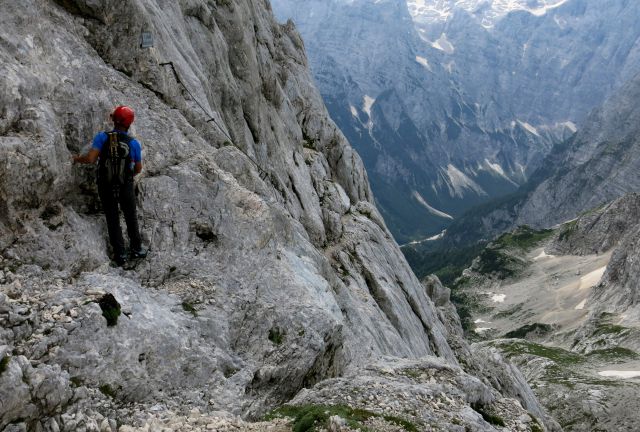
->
<box><xmin>444</xmin><ymin>71</ymin><xmax>640</xmax><ymax>247</ymax></box>
<box><xmin>587</xmin><ymin>212</ymin><xmax>640</xmax><ymax>326</ymax></box>
<box><xmin>271</xmin><ymin>0</ymin><xmax>640</xmax><ymax>242</ymax></box>
<box><xmin>0</xmin><ymin>0</ymin><xmax>547</xmax><ymax>429</ymax></box>
<box><xmin>549</xmin><ymin>193</ymin><xmax>640</xmax><ymax>256</ymax></box>
<box><xmin>515</xmin><ymin>73</ymin><xmax>640</xmax><ymax>230</ymax></box>
<box><xmin>289</xmin><ymin>357</ymin><xmax>553</xmax><ymax>431</ymax></box>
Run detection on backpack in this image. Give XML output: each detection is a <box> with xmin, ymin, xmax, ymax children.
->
<box><xmin>98</xmin><ymin>132</ymin><xmax>134</xmax><ymax>186</ymax></box>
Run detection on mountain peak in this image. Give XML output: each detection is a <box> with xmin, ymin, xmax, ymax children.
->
<box><xmin>407</xmin><ymin>0</ymin><xmax>571</xmax><ymax>27</ymax></box>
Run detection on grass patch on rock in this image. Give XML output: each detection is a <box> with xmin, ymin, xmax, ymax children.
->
<box><xmin>504</xmin><ymin>323</ymin><xmax>556</xmax><ymax>339</ymax></box>
<box><xmin>98</xmin><ymin>294</ymin><xmax>121</xmax><ymax>327</ymax></box>
<box><xmin>0</xmin><ymin>355</ymin><xmax>10</xmax><ymax>376</ymax></box>
<box><xmin>496</xmin><ymin>340</ymin><xmax>584</xmax><ymax>366</ymax></box>
<box><xmin>268</xmin><ymin>327</ymin><xmax>285</xmax><ymax>345</ymax></box>
<box><xmin>528</xmin><ymin>413</ymin><xmax>544</xmax><ymax>432</ymax></box>
<box><xmin>471</xmin><ymin>403</ymin><xmax>505</xmax><ymax>427</ymax></box>
<box><xmin>586</xmin><ymin>347</ymin><xmax>639</xmax><ymax>361</ymax></box>
<box><xmin>474</xmin><ymin>247</ymin><xmax>523</xmax><ymax>279</ymax></box>
<box><xmin>99</xmin><ymin>384</ymin><xmax>118</xmax><ymax>399</ymax></box>
<box><xmin>493</xmin><ymin>226</ymin><xmax>554</xmax><ymax>251</ymax></box>
<box><xmin>266</xmin><ymin>404</ymin><xmax>418</xmax><ymax>432</ymax></box>
<box><xmin>181</xmin><ymin>301</ymin><xmax>198</xmax><ymax>318</ymax></box>
<box><xmin>473</xmin><ymin>226</ymin><xmax>553</xmax><ymax>279</ymax></box>
<box><xmin>592</xmin><ymin>324</ymin><xmax>629</xmax><ymax>338</ymax></box>
<box><xmin>558</xmin><ymin>220</ymin><xmax>578</xmax><ymax>242</ymax></box>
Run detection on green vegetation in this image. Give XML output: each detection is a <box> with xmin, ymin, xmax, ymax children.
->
<box><xmin>586</xmin><ymin>347</ymin><xmax>639</xmax><ymax>361</ymax></box>
<box><xmin>496</xmin><ymin>340</ymin><xmax>584</xmax><ymax>366</ymax></box>
<box><xmin>528</xmin><ymin>414</ymin><xmax>543</xmax><ymax>432</ymax></box>
<box><xmin>266</xmin><ymin>404</ymin><xmax>418</xmax><ymax>432</ymax></box>
<box><xmin>450</xmin><ymin>293</ymin><xmax>473</xmax><ymax>333</ymax></box>
<box><xmin>268</xmin><ymin>327</ymin><xmax>285</xmax><ymax>345</ymax></box>
<box><xmin>471</xmin><ymin>404</ymin><xmax>505</xmax><ymax>427</ymax></box>
<box><xmin>475</xmin><ymin>247</ymin><xmax>523</xmax><ymax>278</ymax></box>
<box><xmin>400</xmin><ymin>368</ymin><xmax>424</xmax><ymax>379</ymax></box>
<box><xmin>97</xmin><ymin>294</ymin><xmax>121</xmax><ymax>327</ymax></box>
<box><xmin>475</xmin><ymin>226</ymin><xmax>551</xmax><ymax>279</ymax></box>
<box><xmin>302</xmin><ymin>130</ymin><xmax>317</xmax><ymax>150</ymax></box>
<box><xmin>0</xmin><ymin>355</ymin><xmax>10</xmax><ymax>376</ymax></box>
<box><xmin>181</xmin><ymin>301</ymin><xmax>198</xmax><ymax>318</ymax></box>
<box><xmin>450</xmin><ymin>290</ymin><xmax>489</xmax><ymax>333</ymax></box>
<box><xmin>558</xmin><ymin>220</ymin><xmax>578</xmax><ymax>242</ymax></box>
<box><xmin>578</xmin><ymin>203</ymin><xmax>607</xmax><ymax>218</ymax></box>
<box><xmin>99</xmin><ymin>384</ymin><xmax>117</xmax><ymax>399</ymax></box>
<box><xmin>492</xmin><ymin>226</ymin><xmax>554</xmax><ymax>250</ymax></box>
<box><xmin>592</xmin><ymin>324</ymin><xmax>629</xmax><ymax>337</ymax></box>
<box><xmin>70</xmin><ymin>377</ymin><xmax>84</xmax><ymax>388</ymax></box>
<box><xmin>403</xmin><ymin>243</ymin><xmax>486</xmax><ymax>285</ymax></box>
<box><xmin>504</xmin><ymin>323</ymin><xmax>555</xmax><ymax>339</ymax></box>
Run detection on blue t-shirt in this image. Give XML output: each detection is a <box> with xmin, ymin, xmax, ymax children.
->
<box><xmin>91</xmin><ymin>130</ymin><xmax>142</xmax><ymax>164</ymax></box>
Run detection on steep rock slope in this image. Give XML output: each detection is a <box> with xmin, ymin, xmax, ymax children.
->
<box><xmin>0</xmin><ymin>0</ymin><xmax>551</xmax><ymax>431</ymax></box>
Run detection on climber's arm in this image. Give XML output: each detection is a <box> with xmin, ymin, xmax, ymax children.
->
<box><xmin>73</xmin><ymin>148</ymin><xmax>100</xmax><ymax>165</ymax></box>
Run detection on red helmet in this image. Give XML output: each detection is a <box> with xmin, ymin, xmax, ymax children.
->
<box><xmin>111</xmin><ymin>105</ymin><xmax>135</xmax><ymax>128</ymax></box>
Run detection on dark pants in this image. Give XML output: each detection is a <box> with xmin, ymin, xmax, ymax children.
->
<box><xmin>98</xmin><ymin>181</ymin><xmax>142</xmax><ymax>258</ymax></box>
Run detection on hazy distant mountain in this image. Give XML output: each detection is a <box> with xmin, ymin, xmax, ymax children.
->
<box><xmin>441</xmin><ymin>70</ymin><xmax>640</xmax><ymax>249</ymax></box>
<box><xmin>271</xmin><ymin>0</ymin><xmax>640</xmax><ymax>243</ymax></box>
<box><xmin>516</xmin><ymin>71</ymin><xmax>640</xmax><ymax>227</ymax></box>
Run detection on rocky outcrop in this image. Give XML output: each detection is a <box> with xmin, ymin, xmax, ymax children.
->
<box><xmin>0</xmin><ymin>0</ymin><xmax>551</xmax><ymax>430</ymax></box>
<box><xmin>548</xmin><ymin>193</ymin><xmax>640</xmax><ymax>256</ymax></box>
<box><xmin>288</xmin><ymin>357</ymin><xmax>550</xmax><ymax>432</ymax></box>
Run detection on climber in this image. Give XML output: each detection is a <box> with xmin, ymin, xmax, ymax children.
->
<box><xmin>72</xmin><ymin>105</ymin><xmax>147</xmax><ymax>266</ymax></box>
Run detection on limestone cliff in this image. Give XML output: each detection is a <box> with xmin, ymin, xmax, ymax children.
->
<box><xmin>0</xmin><ymin>0</ymin><xmax>551</xmax><ymax>430</ymax></box>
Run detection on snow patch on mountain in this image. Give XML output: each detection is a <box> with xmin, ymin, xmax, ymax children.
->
<box><xmin>598</xmin><ymin>371</ymin><xmax>640</xmax><ymax>379</ymax></box>
<box><xmin>415</xmin><ymin>55</ymin><xmax>432</xmax><ymax>71</ymax></box>
<box><xmin>443</xmin><ymin>164</ymin><xmax>487</xmax><ymax>198</ymax></box>
<box><xmin>363</xmin><ymin>95</ymin><xmax>376</xmax><ymax>118</ymax></box>
<box><xmin>407</xmin><ymin>0</ymin><xmax>572</xmax><ymax>28</ymax></box>
<box><xmin>412</xmin><ymin>191</ymin><xmax>455</xmax><ymax>219</ymax></box>
<box><xmin>484</xmin><ymin>159</ymin><xmax>520</xmax><ymax>186</ymax></box>
<box><xmin>517</xmin><ymin>120</ymin><xmax>540</xmax><ymax>136</ymax></box>
<box><xmin>431</xmin><ymin>33</ymin><xmax>455</xmax><ymax>53</ymax></box>
<box><xmin>491</xmin><ymin>293</ymin><xmax>507</xmax><ymax>303</ymax></box>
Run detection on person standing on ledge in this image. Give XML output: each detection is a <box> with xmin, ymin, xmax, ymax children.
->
<box><xmin>73</xmin><ymin>105</ymin><xmax>147</xmax><ymax>266</ymax></box>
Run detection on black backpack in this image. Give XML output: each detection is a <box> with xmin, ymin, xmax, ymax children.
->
<box><xmin>98</xmin><ymin>132</ymin><xmax>134</xmax><ymax>185</ymax></box>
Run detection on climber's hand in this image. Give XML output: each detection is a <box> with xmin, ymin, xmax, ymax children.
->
<box><xmin>73</xmin><ymin>149</ymin><xmax>100</xmax><ymax>165</ymax></box>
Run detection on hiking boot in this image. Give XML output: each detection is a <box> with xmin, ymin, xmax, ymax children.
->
<box><xmin>114</xmin><ymin>254</ymin><xmax>128</xmax><ymax>267</ymax></box>
<box><xmin>130</xmin><ymin>247</ymin><xmax>148</xmax><ymax>259</ymax></box>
